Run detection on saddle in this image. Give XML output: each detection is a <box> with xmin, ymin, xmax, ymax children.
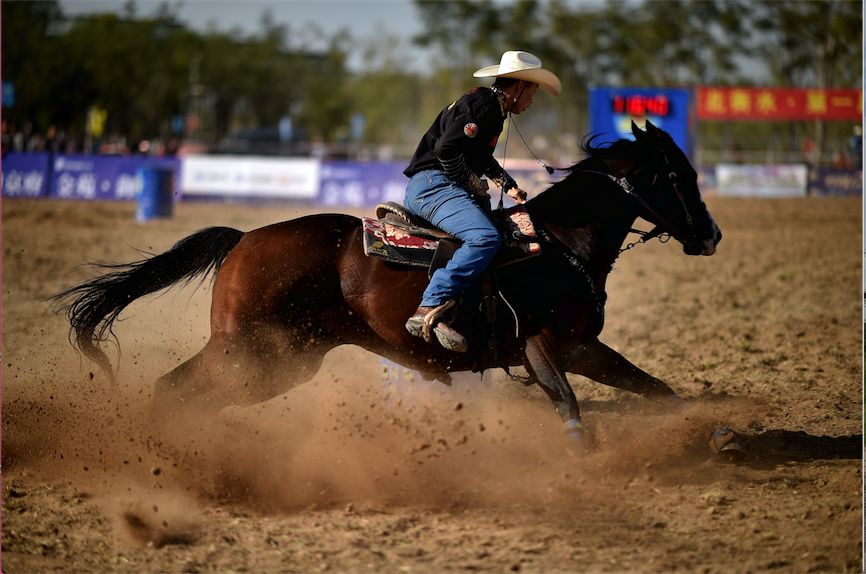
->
<box><xmin>362</xmin><ymin>202</ymin><xmax>541</xmax><ymax>276</ymax></box>
<box><xmin>362</xmin><ymin>202</ymin><xmax>542</xmax><ymax>368</ymax></box>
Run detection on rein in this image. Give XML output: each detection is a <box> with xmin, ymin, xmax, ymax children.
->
<box><xmin>578</xmin><ymin>165</ymin><xmax>692</xmax><ymax>245</ymax></box>
<box><xmin>620</xmin><ymin>226</ymin><xmax>671</xmax><ymax>254</ymax></box>
<box><xmin>504</xmin><ymin>116</ymin><xmax>697</xmax><ymax>240</ymax></box>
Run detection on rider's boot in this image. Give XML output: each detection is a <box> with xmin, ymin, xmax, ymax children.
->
<box><xmin>405</xmin><ymin>299</ymin><xmax>468</xmax><ymax>353</ymax></box>
<box><xmin>405</xmin><ymin>306</ymin><xmax>436</xmax><ymax>338</ymax></box>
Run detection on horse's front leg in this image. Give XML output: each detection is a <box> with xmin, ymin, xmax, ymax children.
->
<box><xmin>562</xmin><ymin>338</ymin><xmax>681</xmax><ymax>403</ymax></box>
<box><xmin>563</xmin><ymin>338</ymin><xmax>745</xmax><ymax>456</ymax></box>
<box><xmin>524</xmin><ymin>329</ymin><xmax>587</xmax><ymax>445</ymax></box>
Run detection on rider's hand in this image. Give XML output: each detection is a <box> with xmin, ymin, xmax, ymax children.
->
<box><xmin>475</xmin><ymin>178</ymin><xmax>490</xmax><ymax>198</ymax></box>
<box><xmin>507</xmin><ymin>187</ymin><xmax>528</xmax><ymax>204</ymax></box>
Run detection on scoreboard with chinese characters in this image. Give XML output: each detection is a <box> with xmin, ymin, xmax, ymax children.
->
<box><xmin>589</xmin><ymin>88</ymin><xmax>692</xmax><ymax>157</ymax></box>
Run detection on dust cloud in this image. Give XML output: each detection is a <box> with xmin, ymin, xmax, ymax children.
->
<box><xmin>5</xmin><ymin>344</ymin><xmax>762</xmax><ymax>528</ymax></box>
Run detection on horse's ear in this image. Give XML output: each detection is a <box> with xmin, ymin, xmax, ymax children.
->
<box><xmin>644</xmin><ymin>119</ymin><xmax>660</xmax><ymax>137</ymax></box>
<box><xmin>631</xmin><ymin>120</ymin><xmax>647</xmax><ymax>140</ymax></box>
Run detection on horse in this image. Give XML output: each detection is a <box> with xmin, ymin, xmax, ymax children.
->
<box><xmin>52</xmin><ymin>120</ymin><xmax>723</xmax><ymax>448</ymax></box>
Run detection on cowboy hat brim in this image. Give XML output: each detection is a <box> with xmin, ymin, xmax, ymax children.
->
<box><xmin>473</xmin><ymin>66</ymin><xmax>561</xmax><ymax>96</ymax></box>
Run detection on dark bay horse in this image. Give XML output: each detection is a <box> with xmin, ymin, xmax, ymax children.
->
<box><xmin>53</xmin><ymin>121</ymin><xmax>722</xmax><ymax>445</ymax></box>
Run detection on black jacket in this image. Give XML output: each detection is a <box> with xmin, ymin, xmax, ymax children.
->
<box><xmin>404</xmin><ymin>87</ymin><xmax>516</xmax><ymax>194</ymax></box>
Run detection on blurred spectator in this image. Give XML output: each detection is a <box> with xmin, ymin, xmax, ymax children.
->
<box><xmin>849</xmin><ymin>125</ymin><xmax>862</xmax><ymax>169</ymax></box>
<box><xmin>45</xmin><ymin>125</ymin><xmax>66</xmax><ymax>153</ymax></box>
<box><xmin>831</xmin><ymin>149</ymin><xmax>851</xmax><ymax>169</ymax></box>
<box><xmin>12</xmin><ymin>125</ymin><xmax>24</xmax><ymax>151</ymax></box>
<box><xmin>64</xmin><ymin>138</ymin><xmax>79</xmax><ymax>154</ymax></box>
<box><xmin>163</xmin><ymin>137</ymin><xmax>180</xmax><ymax>157</ymax></box>
<box><xmin>801</xmin><ymin>136</ymin><xmax>816</xmax><ymax>165</ymax></box>
<box><xmin>729</xmin><ymin>141</ymin><xmax>745</xmax><ymax>164</ymax></box>
<box><xmin>1</xmin><ymin>119</ymin><xmax>10</xmax><ymax>155</ymax></box>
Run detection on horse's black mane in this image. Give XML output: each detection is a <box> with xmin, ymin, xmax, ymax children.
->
<box><xmin>578</xmin><ymin>134</ymin><xmax>639</xmax><ymax>164</ymax></box>
<box><xmin>564</xmin><ymin>134</ymin><xmax>638</xmax><ymax>173</ymax></box>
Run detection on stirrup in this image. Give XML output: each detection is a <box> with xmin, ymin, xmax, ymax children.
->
<box><xmin>406</xmin><ymin>300</ymin><xmax>468</xmax><ymax>353</ymax></box>
<box><xmin>420</xmin><ymin>299</ymin><xmax>457</xmax><ymax>343</ymax></box>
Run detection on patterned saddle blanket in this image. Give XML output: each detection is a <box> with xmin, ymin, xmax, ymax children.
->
<box><xmin>362</xmin><ymin>202</ymin><xmax>541</xmax><ymax>272</ymax></box>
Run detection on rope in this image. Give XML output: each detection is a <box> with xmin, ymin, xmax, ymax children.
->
<box><xmin>509</xmin><ymin>116</ymin><xmax>568</xmax><ymax>174</ymax></box>
<box><xmin>497</xmin><ymin>114</ymin><xmax>512</xmax><ymax>211</ymax></box>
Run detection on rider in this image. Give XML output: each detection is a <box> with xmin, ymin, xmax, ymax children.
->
<box><xmin>403</xmin><ymin>50</ymin><xmax>561</xmax><ymax>352</ymax></box>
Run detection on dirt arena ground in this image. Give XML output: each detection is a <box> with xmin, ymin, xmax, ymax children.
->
<box><xmin>2</xmin><ymin>195</ymin><xmax>862</xmax><ymax>573</ymax></box>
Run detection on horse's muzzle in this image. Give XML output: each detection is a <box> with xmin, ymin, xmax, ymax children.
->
<box><xmin>683</xmin><ymin>227</ymin><xmax>722</xmax><ymax>256</ymax></box>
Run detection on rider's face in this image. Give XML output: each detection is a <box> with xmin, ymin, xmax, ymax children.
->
<box><xmin>512</xmin><ymin>82</ymin><xmax>539</xmax><ymax>114</ymax></box>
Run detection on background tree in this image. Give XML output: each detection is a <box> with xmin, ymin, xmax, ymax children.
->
<box><xmin>2</xmin><ymin>0</ymin><xmax>861</xmax><ymax>163</ymax></box>
<box><xmin>63</xmin><ymin>8</ymin><xmax>195</xmax><ymax>144</ymax></box>
<box><xmin>2</xmin><ymin>2</ymin><xmax>69</xmax><ymax>131</ymax></box>
<box><xmin>350</xmin><ymin>30</ymin><xmax>424</xmax><ymax>157</ymax></box>
<box><xmin>749</xmin><ymin>0</ymin><xmax>863</xmax><ymax>162</ymax></box>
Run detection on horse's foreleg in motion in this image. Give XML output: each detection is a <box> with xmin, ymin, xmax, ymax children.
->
<box><xmin>523</xmin><ymin>329</ymin><xmax>587</xmax><ymax>445</ymax></box>
<box><xmin>563</xmin><ymin>338</ymin><xmax>681</xmax><ymax>403</ymax></box>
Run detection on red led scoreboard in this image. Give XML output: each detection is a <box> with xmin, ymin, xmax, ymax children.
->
<box><xmin>589</xmin><ymin>88</ymin><xmax>692</xmax><ymax>156</ymax></box>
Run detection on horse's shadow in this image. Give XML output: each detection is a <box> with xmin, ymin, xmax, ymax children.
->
<box><xmin>577</xmin><ymin>396</ymin><xmax>861</xmax><ymax>467</ymax></box>
<box><xmin>731</xmin><ymin>430</ymin><xmax>862</xmax><ymax>468</ymax></box>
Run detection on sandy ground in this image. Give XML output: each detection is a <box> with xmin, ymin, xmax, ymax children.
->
<box><xmin>2</xmin><ymin>196</ymin><xmax>862</xmax><ymax>573</ymax></box>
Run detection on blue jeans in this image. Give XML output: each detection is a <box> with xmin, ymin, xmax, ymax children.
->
<box><xmin>404</xmin><ymin>170</ymin><xmax>502</xmax><ymax>307</ymax></box>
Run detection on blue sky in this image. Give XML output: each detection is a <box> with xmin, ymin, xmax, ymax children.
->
<box><xmin>61</xmin><ymin>0</ymin><xmax>424</xmax><ymax>38</ymax></box>
<box><xmin>59</xmin><ymin>0</ymin><xmax>603</xmax><ymax>70</ymax></box>
<box><xmin>60</xmin><ymin>0</ymin><xmax>433</xmax><ymax>70</ymax></box>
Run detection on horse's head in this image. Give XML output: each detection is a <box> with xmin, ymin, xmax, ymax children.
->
<box><xmin>630</xmin><ymin>120</ymin><xmax>721</xmax><ymax>256</ymax></box>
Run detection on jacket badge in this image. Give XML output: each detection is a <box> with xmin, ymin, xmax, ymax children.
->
<box><xmin>463</xmin><ymin>123</ymin><xmax>478</xmax><ymax>138</ymax></box>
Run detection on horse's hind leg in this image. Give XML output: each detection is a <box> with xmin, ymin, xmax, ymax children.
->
<box><xmin>150</xmin><ymin>331</ymin><xmax>329</xmax><ymax>420</ymax></box>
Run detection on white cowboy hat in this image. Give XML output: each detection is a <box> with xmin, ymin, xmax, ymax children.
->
<box><xmin>473</xmin><ymin>50</ymin><xmax>561</xmax><ymax>96</ymax></box>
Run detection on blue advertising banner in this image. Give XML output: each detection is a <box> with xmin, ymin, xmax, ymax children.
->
<box><xmin>49</xmin><ymin>155</ymin><xmax>179</xmax><ymax>200</ymax></box>
<box><xmin>318</xmin><ymin>161</ymin><xmax>407</xmax><ymax>207</ymax></box>
<box><xmin>589</xmin><ymin>88</ymin><xmax>692</xmax><ymax>157</ymax></box>
<box><xmin>2</xmin><ymin>153</ymin><xmax>51</xmax><ymax>197</ymax></box>
<box><xmin>808</xmin><ymin>168</ymin><xmax>863</xmax><ymax>197</ymax></box>
<box><xmin>318</xmin><ymin>160</ymin><xmax>555</xmax><ymax>207</ymax></box>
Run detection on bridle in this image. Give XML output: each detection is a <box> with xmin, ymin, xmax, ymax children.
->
<box><xmin>580</xmin><ymin>147</ymin><xmax>697</xmax><ymax>247</ymax></box>
<box><xmin>659</xmin><ymin>148</ymin><xmax>695</xmax><ymax>227</ymax></box>
<box><xmin>503</xmin><ymin>112</ymin><xmax>699</xmax><ymax>240</ymax></box>
<box><xmin>527</xmin><ymin>148</ymin><xmax>697</xmax><ymax>333</ymax></box>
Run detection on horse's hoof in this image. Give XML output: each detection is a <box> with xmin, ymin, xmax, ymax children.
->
<box><xmin>563</xmin><ymin>419</ymin><xmax>591</xmax><ymax>454</ymax></box>
<box><xmin>709</xmin><ymin>427</ymin><xmax>745</xmax><ymax>459</ymax></box>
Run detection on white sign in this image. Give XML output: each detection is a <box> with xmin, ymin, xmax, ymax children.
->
<box><xmin>716</xmin><ymin>164</ymin><xmax>808</xmax><ymax>198</ymax></box>
<box><xmin>180</xmin><ymin>155</ymin><xmax>320</xmax><ymax>199</ymax></box>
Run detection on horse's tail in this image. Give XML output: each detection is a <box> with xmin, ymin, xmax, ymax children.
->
<box><xmin>51</xmin><ymin>226</ymin><xmax>245</xmax><ymax>384</ymax></box>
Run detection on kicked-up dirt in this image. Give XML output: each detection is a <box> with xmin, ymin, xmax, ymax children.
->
<box><xmin>2</xmin><ymin>196</ymin><xmax>862</xmax><ymax>573</ymax></box>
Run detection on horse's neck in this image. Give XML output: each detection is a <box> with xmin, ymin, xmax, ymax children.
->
<box><xmin>528</xmin><ymin>162</ymin><xmax>639</xmax><ymax>278</ymax></box>
<box><xmin>544</xmin><ymin>216</ymin><xmax>635</xmax><ymax>285</ymax></box>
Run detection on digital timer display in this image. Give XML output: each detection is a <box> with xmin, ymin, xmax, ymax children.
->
<box><xmin>612</xmin><ymin>94</ymin><xmax>670</xmax><ymax>117</ymax></box>
<box><xmin>590</xmin><ymin>88</ymin><xmax>690</xmax><ymax>156</ymax></box>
